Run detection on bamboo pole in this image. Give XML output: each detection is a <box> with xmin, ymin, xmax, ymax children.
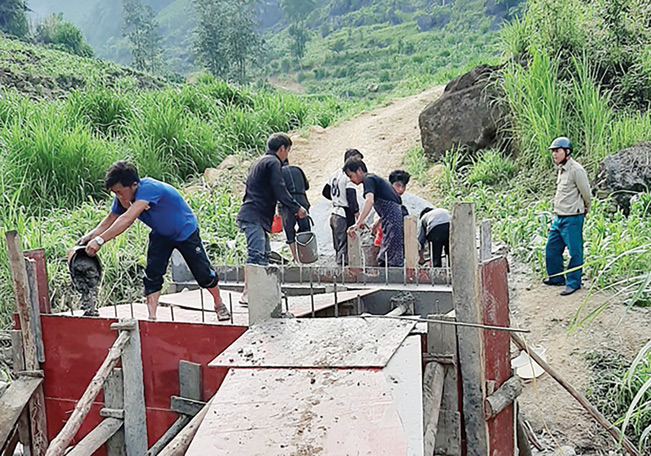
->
<box><xmin>511</xmin><ymin>334</ymin><xmax>640</xmax><ymax>456</ymax></box>
<box><xmin>157</xmin><ymin>399</ymin><xmax>211</xmax><ymax>456</ymax></box>
<box><xmin>45</xmin><ymin>331</ymin><xmax>131</xmax><ymax>456</ymax></box>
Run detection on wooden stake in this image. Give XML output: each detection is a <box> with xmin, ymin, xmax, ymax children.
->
<box><xmin>6</xmin><ymin>231</ymin><xmax>48</xmax><ymax>456</ymax></box>
<box><xmin>450</xmin><ymin>203</ymin><xmax>489</xmax><ymax>456</ymax></box>
<box><xmin>511</xmin><ymin>334</ymin><xmax>640</xmax><ymax>456</ymax></box>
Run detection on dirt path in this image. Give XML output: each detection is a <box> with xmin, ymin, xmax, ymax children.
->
<box><xmin>289</xmin><ymin>85</ymin><xmax>444</xmax><ymax>204</ymax></box>
<box><xmin>509</xmin><ymin>267</ymin><xmax>651</xmax><ymax>454</ymax></box>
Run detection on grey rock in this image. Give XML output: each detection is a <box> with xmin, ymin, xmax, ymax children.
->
<box><xmin>595</xmin><ymin>143</ymin><xmax>651</xmax><ymax>215</ymax></box>
<box><xmin>419</xmin><ymin>64</ymin><xmax>506</xmax><ymax>161</ymax></box>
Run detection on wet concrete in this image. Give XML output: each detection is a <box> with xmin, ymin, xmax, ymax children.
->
<box><xmin>69</xmin><ymin>249</ymin><xmax>101</xmax><ymax>316</ymax></box>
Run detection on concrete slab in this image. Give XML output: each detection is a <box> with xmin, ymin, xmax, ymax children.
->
<box><xmin>186</xmin><ymin>368</ymin><xmax>410</xmax><ymax>455</ymax></box>
<box><xmin>209</xmin><ymin>317</ymin><xmax>415</xmax><ymax>368</ymax></box>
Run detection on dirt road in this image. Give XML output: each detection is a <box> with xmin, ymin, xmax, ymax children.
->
<box><xmin>290</xmin><ymin>86</ymin><xmax>444</xmax><ymax>204</ymax></box>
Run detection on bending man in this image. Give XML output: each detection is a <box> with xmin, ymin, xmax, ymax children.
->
<box><xmin>81</xmin><ymin>161</ymin><xmax>230</xmax><ymax>321</ymax></box>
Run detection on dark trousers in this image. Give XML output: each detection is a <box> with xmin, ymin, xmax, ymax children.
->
<box><xmin>545</xmin><ymin>214</ymin><xmax>584</xmax><ymax>289</ymax></box>
<box><xmin>330</xmin><ymin>214</ymin><xmax>349</xmax><ymax>265</ymax></box>
<box><xmin>281</xmin><ymin>207</ymin><xmax>311</xmax><ymax>244</ymax></box>
<box><xmin>427</xmin><ymin>223</ymin><xmax>450</xmax><ymax>268</ymax></box>
<box><xmin>144</xmin><ymin>229</ymin><xmax>218</xmax><ymax>296</ymax></box>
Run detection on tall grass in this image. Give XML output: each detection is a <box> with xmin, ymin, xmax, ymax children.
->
<box><xmin>0</xmin><ymin>76</ymin><xmax>356</xmax><ymax>328</ymax></box>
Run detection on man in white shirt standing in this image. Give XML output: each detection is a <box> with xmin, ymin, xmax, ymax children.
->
<box><xmin>322</xmin><ymin>149</ymin><xmax>362</xmax><ymax>265</ymax></box>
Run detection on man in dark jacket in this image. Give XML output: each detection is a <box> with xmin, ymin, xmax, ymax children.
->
<box><xmin>237</xmin><ymin>132</ymin><xmax>307</xmax><ymax>304</ymax></box>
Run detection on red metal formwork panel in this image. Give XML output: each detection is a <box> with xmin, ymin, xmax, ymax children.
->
<box><xmin>481</xmin><ymin>257</ymin><xmax>514</xmax><ymax>456</ymax></box>
<box><xmin>36</xmin><ymin>314</ymin><xmax>246</xmax><ymax>454</ymax></box>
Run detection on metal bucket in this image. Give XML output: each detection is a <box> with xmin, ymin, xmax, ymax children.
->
<box><xmin>296</xmin><ymin>231</ymin><xmax>318</xmax><ymax>264</ymax></box>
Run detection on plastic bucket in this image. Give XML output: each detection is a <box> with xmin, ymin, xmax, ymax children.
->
<box><xmin>271</xmin><ymin>215</ymin><xmax>283</xmax><ymax>233</ymax></box>
<box><xmin>296</xmin><ymin>231</ymin><xmax>318</xmax><ymax>264</ymax></box>
<box><xmin>511</xmin><ymin>346</ymin><xmax>547</xmax><ymax>379</ymax></box>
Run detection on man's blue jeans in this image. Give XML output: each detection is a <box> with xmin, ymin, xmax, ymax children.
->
<box><xmin>238</xmin><ymin>221</ymin><xmax>270</xmax><ymax>266</ymax></box>
<box><xmin>545</xmin><ymin>214</ymin><xmax>585</xmax><ymax>290</ymax></box>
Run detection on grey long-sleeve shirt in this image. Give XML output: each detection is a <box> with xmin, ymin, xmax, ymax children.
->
<box><xmin>554</xmin><ymin>158</ymin><xmax>591</xmax><ymax>216</ymax></box>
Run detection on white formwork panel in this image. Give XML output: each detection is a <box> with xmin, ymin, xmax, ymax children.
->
<box><xmin>383</xmin><ymin>334</ymin><xmax>424</xmax><ymax>456</ymax></box>
<box><xmin>187</xmin><ymin>368</ymin><xmax>410</xmax><ymax>456</ymax></box>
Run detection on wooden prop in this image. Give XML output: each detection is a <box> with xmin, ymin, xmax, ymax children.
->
<box><xmin>511</xmin><ymin>334</ymin><xmax>640</xmax><ymax>456</ymax></box>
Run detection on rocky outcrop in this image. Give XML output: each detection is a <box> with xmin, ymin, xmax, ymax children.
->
<box><xmin>595</xmin><ymin>143</ymin><xmax>651</xmax><ymax>215</ymax></box>
<box><xmin>418</xmin><ymin>65</ymin><xmax>505</xmax><ymax>161</ymax></box>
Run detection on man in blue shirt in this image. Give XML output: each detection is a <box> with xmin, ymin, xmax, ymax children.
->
<box><xmin>80</xmin><ymin>161</ymin><xmax>230</xmax><ymax>321</ymax></box>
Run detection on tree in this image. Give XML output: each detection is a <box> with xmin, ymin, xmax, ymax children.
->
<box><xmin>193</xmin><ymin>0</ymin><xmax>262</xmax><ymax>83</ymax></box>
<box><xmin>35</xmin><ymin>14</ymin><xmax>94</xmax><ymax>58</ymax></box>
<box><xmin>0</xmin><ymin>0</ymin><xmax>28</xmax><ymax>37</ymax></box>
<box><xmin>121</xmin><ymin>0</ymin><xmax>163</xmax><ymax>73</ymax></box>
<box><xmin>280</xmin><ymin>0</ymin><xmax>315</xmax><ymax>64</ymax></box>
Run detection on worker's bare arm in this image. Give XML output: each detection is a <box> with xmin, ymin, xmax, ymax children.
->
<box><xmin>79</xmin><ymin>212</ymin><xmax>118</xmax><ymax>245</ymax></box>
<box><xmin>85</xmin><ymin>200</ymin><xmax>148</xmax><ymax>255</ymax></box>
<box><xmin>349</xmin><ymin>193</ymin><xmax>374</xmax><ymax>233</ymax></box>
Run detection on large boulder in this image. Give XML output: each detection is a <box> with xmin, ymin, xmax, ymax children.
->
<box><xmin>419</xmin><ymin>65</ymin><xmax>505</xmax><ymax>161</ymax></box>
<box><xmin>595</xmin><ymin>143</ymin><xmax>651</xmax><ymax>215</ymax></box>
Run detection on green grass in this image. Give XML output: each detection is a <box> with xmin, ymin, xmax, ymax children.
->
<box><xmin>586</xmin><ymin>347</ymin><xmax>651</xmax><ymax>453</ymax></box>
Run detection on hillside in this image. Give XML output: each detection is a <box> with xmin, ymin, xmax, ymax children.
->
<box><xmin>0</xmin><ymin>34</ymin><xmax>165</xmax><ymax>97</ymax></box>
<box><xmin>27</xmin><ymin>0</ymin><xmax>523</xmax><ymax>85</ymax></box>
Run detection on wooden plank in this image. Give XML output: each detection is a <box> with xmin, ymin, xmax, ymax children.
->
<box><xmin>120</xmin><ymin>321</ymin><xmax>148</xmax><ymax>456</ymax></box>
<box><xmin>25</xmin><ymin>259</ymin><xmax>45</xmax><ymax>363</ymax></box>
<box><xmin>480</xmin><ymin>219</ymin><xmax>492</xmax><ymax>262</ymax></box>
<box><xmin>347</xmin><ymin>231</ymin><xmax>362</xmax><ymax>268</ymax></box>
<box><xmin>17</xmin><ymin>408</ymin><xmax>32</xmax><ymax>456</ymax></box>
<box><xmin>170</xmin><ymin>397</ymin><xmax>205</xmax><ymax>417</ymax></box>
<box><xmin>146</xmin><ymin>416</ymin><xmax>191</xmax><ymax>456</ymax></box>
<box><xmin>422</xmin><ymin>361</ymin><xmax>446</xmax><ymax>455</ymax></box>
<box><xmin>179</xmin><ymin>361</ymin><xmax>202</xmax><ymax>401</ymax></box>
<box><xmin>209</xmin><ymin>318</ymin><xmax>415</xmax><ymax>368</ymax></box>
<box><xmin>1</xmin><ymin>425</ymin><xmax>20</xmax><ymax>456</ymax></box>
<box><xmin>404</xmin><ymin>215</ymin><xmax>420</xmax><ymax>269</ymax></box>
<box><xmin>10</xmin><ymin>330</ymin><xmax>25</xmax><ymax>372</ymax></box>
<box><xmin>6</xmin><ymin>231</ymin><xmax>48</xmax><ymax>456</ymax></box>
<box><xmin>45</xmin><ymin>330</ymin><xmax>131</xmax><ymax>456</ymax></box>
<box><xmin>104</xmin><ymin>368</ymin><xmax>126</xmax><ymax>456</ymax></box>
<box><xmin>450</xmin><ymin>203</ymin><xmax>489</xmax><ymax>456</ymax></box>
<box><xmin>427</xmin><ymin>314</ymin><xmax>460</xmax><ymax>456</ymax></box>
<box><xmin>0</xmin><ymin>377</ymin><xmax>42</xmax><ymax>449</ymax></box>
<box><xmin>66</xmin><ymin>418</ymin><xmax>123</xmax><ymax>456</ymax></box>
<box><xmin>23</xmin><ymin>249</ymin><xmax>51</xmax><ymax>314</ymax></box>
<box><xmin>481</xmin><ymin>257</ymin><xmax>515</xmax><ymax>454</ymax></box>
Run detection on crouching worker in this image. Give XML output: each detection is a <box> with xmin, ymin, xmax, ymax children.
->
<box><xmin>418</xmin><ymin>207</ymin><xmax>450</xmax><ymax>267</ymax></box>
<box><xmin>80</xmin><ymin>161</ymin><xmax>231</xmax><ymax>321</ymax></box>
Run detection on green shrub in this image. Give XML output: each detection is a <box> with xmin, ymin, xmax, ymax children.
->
<box><xmin>467</xmin><ymin>149</ymin><xmax>516</xmax><ymax>186</ymax></box>
<box><xmin>34</xmin><ymin>14</ymin><xmax>94</xmax><ymax>58</ymax></box>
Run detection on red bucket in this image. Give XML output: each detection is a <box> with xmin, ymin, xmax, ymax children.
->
<box><xmin>271</xmin><ymin>215</ymin><xmax>283</xmax><ymax>233</ymax></box>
